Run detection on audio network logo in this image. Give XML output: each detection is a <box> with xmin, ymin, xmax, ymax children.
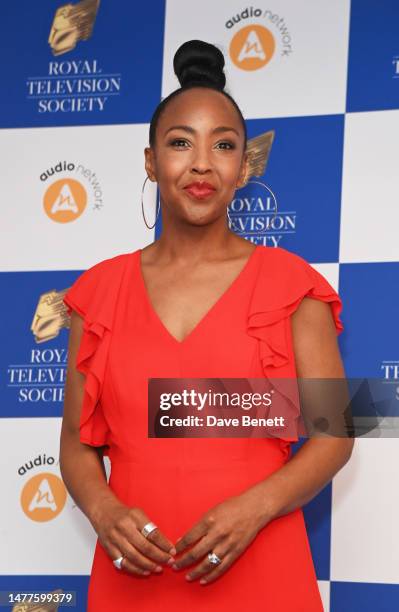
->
<box><xmin>40</xmin><ymin>160</ymin><xmax>104</xmax><ymax>222</ymax></box>
<box><xmin>19</xmin><ymin>454</ymin><xmax>67</xmax><ymax>522</ymax></box>
<box><xmin>225</xmin><ymin>6</ymin><xmax>294</xmax><ymax>71</ymax></box>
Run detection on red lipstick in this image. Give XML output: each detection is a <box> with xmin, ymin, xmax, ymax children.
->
<box><xmin>184</xmin><ymin>181</ymin><xmax>216</xmax><ymax>200</ymax></box>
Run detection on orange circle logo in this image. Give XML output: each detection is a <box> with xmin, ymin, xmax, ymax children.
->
<box><xmin>20</xmin><ymin>472</ymin><xmax>67</xmax><ymax>522</ymax></box>
<box><xmin>230</xmin><ymin>25</ymin><xmax>275</xmax><ymax>71</ymax></box>
<box><xmin>43</xmin><ymin>178</ymin><xmax>87</xmax><ymax>223</ymax></box>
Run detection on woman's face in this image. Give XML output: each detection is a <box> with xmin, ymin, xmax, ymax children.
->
<box><xmin>144</xmin><ymin>87</ymin><xmax>248</xmax><ymax>227</ymax></box>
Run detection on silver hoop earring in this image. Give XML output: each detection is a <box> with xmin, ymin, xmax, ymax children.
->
<box><xmin>228</xmin><ymin>179</ymin><xmax>279</xmax><ymax>233</ymax></box>
<box><xmin>226</xmin><ymin>207</ymin><xmax>241</xmax><ymax>233</ymax></box>
<box><xmin>141</xmin><ymin>175</ymin><xmax>160</xmax><ymax>229</ymax></box>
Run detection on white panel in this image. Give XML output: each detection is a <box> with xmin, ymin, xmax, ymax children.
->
<box><xmin>163</xmin><ymin>0</ymin><xmax>350</xmax><ymax>119</ymax></box>
<box><xmin>340</xmin><ymin>110</ymin><xmax>399</xmax><ymax>263</ymax></box>
<box><xmin>318</xmin><ymin>579</ymin><xmax>330</xmax><ymax>612</ymax></box>
<box><xmin>331</xmin><ymin>438</ymin><xmax>399</xmax><ymax>583</ymax></box>
<box><xmin>0</xmin><ymin>125</ymin><xmax>156</xmax><ymax>271</ymax></box>
<box><xmin>311</xmin><ymin>262</ymin><xmax>340</xmax><ymax>292</ymax></box>
<box><xmin>0</xmin><ymin>418</ymin><xmax>110</xmax><ymax>574</ymax></box>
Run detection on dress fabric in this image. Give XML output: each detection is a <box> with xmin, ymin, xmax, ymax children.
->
<box><xmin>63</xmin><ymin>244</ymin><xmax>344</xmax><ymax>611</ymax></box>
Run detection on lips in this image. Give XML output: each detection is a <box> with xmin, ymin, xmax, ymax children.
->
<box><xmin>184</xmin><ymin>181</ymin><xmax>216</xmax><ymax>200</ymax></box>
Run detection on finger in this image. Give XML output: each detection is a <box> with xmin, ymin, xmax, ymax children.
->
<box><xmin>141</xmin><ymin>523</ymin><xmax>177</xmax><ymax>557</ymax></box>
<box><xmin>174</xmin><ymin>520</ymin><xmax>209</xmax><ymax>554</ymax></box>
<box><xmin>119</xmin><ymin>521</ymin><xmax>175</xmax><ymax>564</ymax></box>
<box><xmin>106</xmin><ymin>542</ymin><xmax>151</xmax><ymax>578</ymax></box>
<box><xmin>117</xmin><ymin>535</ymin><xmax>165</xmax><ymax>573</ymax></box>
<box><xmin>197</xmin><ymin>552</ymin><xmax>236</xmax><ymax>585</ymax></box>
<box><xmin>119</xmin><ymin>556</ymin><xmax>153</xmax><ymax>577</ymax></box>
<box><xmin>196</xmin><ymin>544</ymin><xmax>248</xmax><ymax>585</ymax></box>
<box><xmin>185</xmin><ymin>542</ymin><xmax>232</xmax><ymax>582</ymax></box>
<box><xmin>132</xmin><ymin>530</ymin><xmax>175</xmax><ymax>566</ymax></box>
<box><xmin>134</xmin><ymin>512</ymin><xmax>177</xmax><ymax>556</ymax></box>
<box><xmin>172</xmin><ymin>534</ymin><xmax>216</xmax><ymax>570</ymax></box>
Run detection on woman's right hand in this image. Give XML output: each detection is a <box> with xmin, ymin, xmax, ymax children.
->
<box><xmin>91</xmin><ymin>497</ymin><xmax>176</xmax><ymax>576</ymax></box>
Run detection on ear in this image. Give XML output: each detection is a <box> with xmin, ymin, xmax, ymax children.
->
<box><xmin>144</xmin><ymin>147</ymin><xmax>157</xmax><ymax>182</ymax></box>
<box><xmin>236</xmin><ymin>150</ymin><xmax>250</xmax><ymax>189</ymax></box>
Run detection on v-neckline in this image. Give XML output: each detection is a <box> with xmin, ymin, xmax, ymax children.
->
<box><xmin>134</xmin><ymin>244</ymin><xmax>260</xmax><ymax>346</ymax></box>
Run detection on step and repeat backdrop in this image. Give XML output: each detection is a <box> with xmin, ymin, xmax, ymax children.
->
<box><xmin>1</xmin><ymin>1</ymin><xmax>399</xmax><ymax>610</ymax></box>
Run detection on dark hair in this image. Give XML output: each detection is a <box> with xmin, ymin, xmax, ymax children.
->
<box><xmin>149</xmin><ymin>40</ymin><xmax>247</xmax><ymax>151</ymax></box>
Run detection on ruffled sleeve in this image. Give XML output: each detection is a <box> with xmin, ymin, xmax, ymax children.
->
<box><xmin>63</xmin><ymin>255</ymin><xmax>126</xmax><ymax>450</ymax></box>
<box><xmin>247</xmin><ymin>246</ymin><xmax>344</xmax><ymax>445</ymax></box>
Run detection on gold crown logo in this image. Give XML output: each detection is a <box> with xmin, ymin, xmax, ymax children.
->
<box><xmin>48</xmin><ymin>0</ymin><xmax>100</xmax><ymax>56</ymax></box>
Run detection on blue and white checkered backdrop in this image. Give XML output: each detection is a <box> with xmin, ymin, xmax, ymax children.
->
<box><xmin>1</xmin><ymin>1</ymin><xmax>398</xmax><ymax>610</ymax></box>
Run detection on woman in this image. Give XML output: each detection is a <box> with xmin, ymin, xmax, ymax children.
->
<box><xmin>60</xmin><ymin>40</ymin><xmax>354</xmax><ymax>610</ymax></box>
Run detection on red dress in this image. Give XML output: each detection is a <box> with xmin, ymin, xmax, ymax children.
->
<box><xmin>63</xmin><ymin>244</ymin><xmax>344</xmax><ymax>611</ymax></box>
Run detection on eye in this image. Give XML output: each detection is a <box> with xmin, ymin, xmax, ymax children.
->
<box><xmin>217</xmin><ymin>141</ymin><xmax>236</xmax><ymax>150</ymax></box>
<box><xmin>169</xmin><ymin>138</ymin><xmax>189</xmax><ymax>148</ymax></box>
<box><xmin>168</xmin><ymin>139</ymin><xmax>236</xmax><ymax>150</ymax></box>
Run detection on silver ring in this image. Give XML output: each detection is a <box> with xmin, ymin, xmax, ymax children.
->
<box><xmin>141</xmin><ymin>521</ymin><xmax>158</xmax><ymax>538</ymax></box>
<box><xmin>207</xmin><ymin>552</ymin><xmax>222</xmax><ymax>566</ymax></box>
<box><xmin>113</xmin><ymin>555</ymin><xmax>125</xmax><ymax>570</ymax></box>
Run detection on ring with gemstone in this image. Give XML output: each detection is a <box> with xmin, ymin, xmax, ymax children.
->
<box><xmin>113</xmin><ymin>555</ymin><xmax>125</xmax><ymax>570</ymax></box>
<box><xmin>207</xmin><ymin>552</ymin><xmax>222</xmax><ymax>565</ymax></box>
<box><xmin>141</xmin><ymin>521</ymin><xmax>158</xmax><ymax>538</ymax></box>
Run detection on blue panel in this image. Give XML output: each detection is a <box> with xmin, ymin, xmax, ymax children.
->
<box><xmin>331</xmin><ymin>581</ymin><xmax>399</xmax><ymax>612</ymax></box>
<box><xmin>347</xmin><ymin>0</ymin><xmax>399</xmax><ymax>112</ymax></box>
<box><xmin>292</xmin><ymin>439</ymin><xmax>332</xmax><ymax>581</ymax></box>
<box><xmin>0</xmin><ymin>270</ymin><xmax>82</xmax><ymax>417</ymax></box>
<box><xmin>0</xmin><ymin>1</ymin><xmax>165</xmax><ymax>127</ymax></box>
<box><xmin>339</xmin><ymin>262</ymin><xmax>399</xmax><ymax>378</ymax></box>
<box><xmin>225</xmin><ymin>115</ymin><xmax>344</xmax><ymax>263</ymax></box>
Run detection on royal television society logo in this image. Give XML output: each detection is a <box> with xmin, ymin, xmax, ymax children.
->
<box><xmin>40</xmin><ymin>160</ymin><xmax>104</xmax><ymax>222</ymax></box>
<box><xmin>230</xmin><ymin>130</ymin><xmax>297</xmax><ymax>246</ymax></box>
<box><xmin>6</xmin><ymin>280</ymin><xmax>73</xmax><ymax>406</ymax></box>
<box><xmin>392</xmin><ymin>55</ymin><xmax>399</xmax><ymax>78</ymax></box>
<box><xmin>48</xmin><ymin>0</ymin><xmax>100</xmax><ymax>56</ymax></box>
<box><xmin>382</xmin><ymin>360</ymin><xmax>399</xmax><ymax>386</ymax></box>
<box><xmin>225</xmin><ymin>6</ymin><xmax>293</xmax><ymax>71</ymax></box>
<box><xmin>26</xmin><ymin>0</ymin><xmax>122</xmax><ymax>114</ymax></box>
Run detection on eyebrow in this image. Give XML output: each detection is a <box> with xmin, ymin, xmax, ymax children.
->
<box><xmin>163</xmin><ymin>125</ymin><xmax>240</xmax><ymax>137</ymax></box>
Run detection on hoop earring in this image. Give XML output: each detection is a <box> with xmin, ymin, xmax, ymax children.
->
<box><xmin>228</xmin><ymin>179</ymin><xmax>279</xmax><ymax>234</ymax></box>
<box><xmin>226</xmin><ymin>207</ymin><xmax>241</xmax><ymax>233</ymax></box>
<box><xmin>141</xmin><ymin>175</ymin><xmax>161</xmax><ymax>229</ymax></box>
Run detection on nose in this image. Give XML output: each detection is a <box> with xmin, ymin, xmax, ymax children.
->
<box><xmin>191</xmin><ymin>143</ymin><xmax>212</xmax><ymax>175</ymax></box>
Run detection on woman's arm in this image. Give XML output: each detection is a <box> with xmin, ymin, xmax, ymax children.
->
<box><xmin>170</xmin><ymin>297</ymin><xmax>355</xmax><ymax>584</ymax></box>
<box><xmin>243</xmin><ymin>296</ymin><xmax>355</xmax><ymax>527</ymax></box>
<box><xmin>59</xmin><ymin>310</ymin><xmax>120</xmax><ymax>526</ymax></box>
<box><xmin>60</xmin><ymin>311</ymin><xmax>177</xmax><ymax>575</ymax></box>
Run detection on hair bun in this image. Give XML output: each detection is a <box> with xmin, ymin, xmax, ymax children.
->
<box><xmin>173</xmin><ymin>40</ymin><xmax>226</xmax><ymax>91</ymax></box>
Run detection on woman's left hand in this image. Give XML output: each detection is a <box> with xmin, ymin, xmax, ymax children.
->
<box><xmin>171</xmin><ymin>488</ymin><xmax>273</xmax><ymax>585</ymax></box>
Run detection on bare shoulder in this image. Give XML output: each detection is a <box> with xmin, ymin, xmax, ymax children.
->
<box><xmin>291</xmin><ymin>297</ymin><xmax>345</xmax><ymax>378</ymax></box>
